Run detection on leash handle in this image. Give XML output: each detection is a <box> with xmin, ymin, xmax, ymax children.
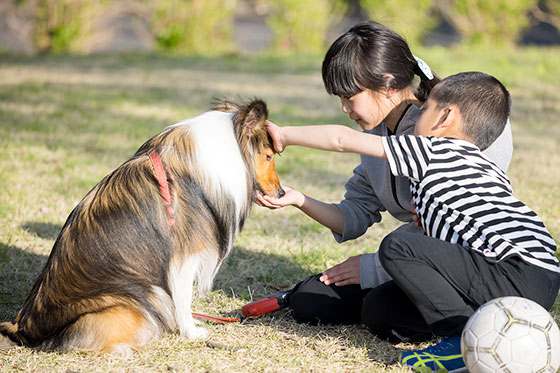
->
<box><xmin>241</xmin><ymin>298</ymin><xmax>282</xmax><ymax>317</ymax></box>
<box><xmin>191</xmin><ymin>289</ymin><xmax>292</xmax><ymax>324</ymax></box>
<box><xmin>241</xmin><ymin>290</ymin><xmax>291</xmax><ymax>318</ymax></box>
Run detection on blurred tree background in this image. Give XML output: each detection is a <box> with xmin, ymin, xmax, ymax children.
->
<box><xmin>0</xmin><ymin>0</ymin><xmax>558</xmax><ymax>55</ymax></box>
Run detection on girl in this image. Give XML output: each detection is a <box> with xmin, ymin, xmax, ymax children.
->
<box><xmin>257</xmin><ymin>21</ymin><xmax>513</xmax><ymax>344</ymax></box>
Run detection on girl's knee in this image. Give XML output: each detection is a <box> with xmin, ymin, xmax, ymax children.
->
<box><xmin>288</xmin><ymin>274</ymin><xmax>323</xmax><ymax>324</ymax></box>
<box><xmin>288</xmin><ymin>274</ymin><xmax>363</xmax><ymax>325</ymax></box>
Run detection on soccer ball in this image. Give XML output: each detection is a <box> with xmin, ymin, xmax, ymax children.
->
<box><xmin>461</xmin><ymin>296</ymin><xmax>560</xmax><ymax>372</ymax></box>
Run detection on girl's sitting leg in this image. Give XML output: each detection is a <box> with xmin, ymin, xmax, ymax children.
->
<box><xmin>361</xmin><ymin>280</ymin><xmax>433</xmax><ymax>342</ymax></box>
<box><xmin>288</xmin><ymin>274</ymin><xmax>368</xmax><ymax>325</ymax></box>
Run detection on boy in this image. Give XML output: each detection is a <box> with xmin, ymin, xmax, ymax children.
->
<box><xmin>265</xmin><ymin>72</ymin><xmax>560</xmax><ymax>372</ymax></box>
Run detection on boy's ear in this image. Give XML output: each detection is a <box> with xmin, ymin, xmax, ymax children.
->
<box><xmin>433</xmin><ymin>105</ymin><xmax>460</xmax><ymax>131</ymax></box>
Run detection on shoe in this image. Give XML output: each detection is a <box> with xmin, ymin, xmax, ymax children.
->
<box><xmin>399</xmin><ymin>336</ymin><xmax>467</xmax><ymax>372</ymax></box>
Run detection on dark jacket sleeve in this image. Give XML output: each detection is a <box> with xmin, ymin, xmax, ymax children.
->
<box><xmin>332</xmin><ymin>163</ymin><xmax>384</xmax><ymax>243</ymax></box>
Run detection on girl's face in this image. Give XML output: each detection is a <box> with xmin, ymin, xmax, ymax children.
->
<box><xmin>339</xmin><ymin>89</ymin><xmax>392</xmax><ymax>131</ymax></box>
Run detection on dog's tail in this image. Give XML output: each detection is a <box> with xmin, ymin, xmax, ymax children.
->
<box><xmin>0</xmin><ymin>322</ymin><xmax>19</xmax><ymax>351</ymax></box>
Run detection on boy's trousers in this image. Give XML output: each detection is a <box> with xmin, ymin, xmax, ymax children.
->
<box><xmin>288</xmin><ymin>231</ymin><xmax>560</xmax><ymax>342</ymax></box>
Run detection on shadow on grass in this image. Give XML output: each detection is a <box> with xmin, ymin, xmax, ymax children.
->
<box><xmin>20</xmin><ymin>222</ymin><xmax>63</xmax><ymax>241</ymax></box>
<box><xmin>0</xmin><ymin>238</ymin><xmax>311</xmax><ymax>317</ymax></box>
<box><xmin>214</xmin><ymin>247</ymin><xmax>408</xmax><ymax>366</ymax></box>
<box><xmin>0</xmin><ymin>53</ymin><xmax>322</xmax><ymax>76</ymax></box>
<box><xmin>214</xmin><ymin>246</ymin><xmax>313</xmax><ymax>300</ymax></box>
<box><xmin>238</xmin><ymin>308</ymin><xmax>406</xmax><ymax>366</ymax></box>
<box><xmin>0</xmin><ymin>240</ymin><xmax>404</xmax><ymax>365</ymax></box>
<box><xmin>0</xmin><ymin>242</ymin><xmax>47</xmax><ymax>320</ymax></box>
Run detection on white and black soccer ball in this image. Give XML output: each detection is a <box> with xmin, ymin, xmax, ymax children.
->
<box><xmin>461</xmin><ymin>296</ymin><xmax>560</xmax><ymax>372</ymax></box>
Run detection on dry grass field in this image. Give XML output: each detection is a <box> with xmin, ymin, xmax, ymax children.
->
<box><xmin>0</xmin><ymin>48</ymin><xmax>559</xmax><ymax>372</ymax></box>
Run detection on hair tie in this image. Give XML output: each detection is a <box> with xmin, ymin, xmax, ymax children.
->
<box><xmin>413</xmin><ymin>55</ymin><xmax>434</xmax><ymax>81</ymax></box>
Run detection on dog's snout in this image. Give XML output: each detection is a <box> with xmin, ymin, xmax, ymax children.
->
<box><xmin>277</xmin><ymin>187</ymin><xmax>286</xmax><ymax>198</ymax></box>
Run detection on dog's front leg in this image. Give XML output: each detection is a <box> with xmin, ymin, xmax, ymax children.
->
<box><xmin>169</xmin><ymin>255</ymin><xmax>209</xmax><ymax>339</ymax></box>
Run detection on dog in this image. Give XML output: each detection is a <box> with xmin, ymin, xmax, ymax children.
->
<box><xmin>0</xmin><ymin>99</ymin><xmax>284</xmax><ymax>355</ymax></box>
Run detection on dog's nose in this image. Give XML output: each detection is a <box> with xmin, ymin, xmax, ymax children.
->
<box><xmin>277</xmin><ymin>187</ymin><xmax>286</xmax><ymax>198</ymax></box>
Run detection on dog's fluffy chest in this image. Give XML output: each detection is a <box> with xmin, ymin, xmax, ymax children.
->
<box><xmin>180</xmin><ymin>111</ymin><xmax>248</xmax><ymax>222</ymax></box>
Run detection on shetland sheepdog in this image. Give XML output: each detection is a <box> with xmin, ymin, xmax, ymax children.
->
<box><xmin>0</xmin><ymin>99</ymin><xmax>284</xmax><ymax>355</ymax></box>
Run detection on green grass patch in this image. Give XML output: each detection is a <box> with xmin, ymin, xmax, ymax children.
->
<box><xmin>0</xmin><ymin>48</ymin><xmax>559</xmax><ymax>371</ymax></box>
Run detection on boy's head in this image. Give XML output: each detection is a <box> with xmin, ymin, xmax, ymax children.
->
<box><xmin>415</xmin><ymin>72</ymin><xmax>510</xmax><ymax>150</ymax></box>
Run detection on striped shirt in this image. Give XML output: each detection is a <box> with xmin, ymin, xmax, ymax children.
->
<box><xmin>382</xmin><ymin>135</ymin><xmax>559</xmax><ymax>273</ymax></box>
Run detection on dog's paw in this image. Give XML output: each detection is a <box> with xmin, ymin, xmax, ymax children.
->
<box><xmin>184</xmin><ymin>325</ymin><xmax>209</xmax><ymax>340</ymax></box>
<box><xmin>107</xmin><ymin>343</ymin><xmax>135</xmax><ymax>357</ymax></box>
<box><xmin>0</xmin><ymin>335</ymin><xmax>16</xmax><ymax>352</ymax></box>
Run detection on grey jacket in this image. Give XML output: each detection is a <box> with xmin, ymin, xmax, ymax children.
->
<box><xmin>330</xmin><ymin>105</ymin><xmax>514</xmax><ymax>289</ymax></box>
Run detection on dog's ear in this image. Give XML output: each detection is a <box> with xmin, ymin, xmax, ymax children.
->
<box><xmin>212</xmin><ymin>99</ymin><xmax>239</xmax><ymax>113</ymax></box>
<box><xmin>242</xmin><ymin>99</ymin><xmax>268</xmax><ymax>136</ymax></box>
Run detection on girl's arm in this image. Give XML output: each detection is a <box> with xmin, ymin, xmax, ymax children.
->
<box><xmin>299</xmin><ymin>194</ymin><xmax>344</xmax><ymax>235</ymax></box>
<box><xmin>267</xmin><ymin>122</ymin><xmax>387</xmax><ymax>159</ymax></box>
<box><xmin>256</xmin><ymin>187</ymin><xmax>344</xmax><ymax>234</ymax></box>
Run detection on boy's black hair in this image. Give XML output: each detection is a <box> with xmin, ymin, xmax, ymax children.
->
<box><xmin>431</xmin><ymin>72</ymin><xmax>510</xmax><ymax>151</ymax></box>
<box><xmin>322</xmin><ymin>21</ymin><xmax>440</xmax><ymax>101</ymax></box>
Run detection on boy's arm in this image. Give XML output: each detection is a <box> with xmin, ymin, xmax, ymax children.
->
<box><xmin>268</xmin><ymin>122</ymin><xmax>387</xmax><ymax>159</ymax></box>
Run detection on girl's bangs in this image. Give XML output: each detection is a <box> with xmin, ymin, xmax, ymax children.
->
<box><xmin>323</xmin><ymin>57</ymin><xmax>362</xmax><ymax>97</ymax></box>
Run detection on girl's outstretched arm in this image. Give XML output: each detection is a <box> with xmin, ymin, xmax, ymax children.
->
<box><xmin>256</xmin><ymin>186</ymin><xmax>344</xmax><ymax>235</ymax></box>
<box><xmin>267</xmin><ymin>121</ymin><xmax>387</xmax><ymax>159</ymax></box>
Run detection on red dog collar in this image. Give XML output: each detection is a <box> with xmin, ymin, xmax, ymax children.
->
<box><xmin>149</xmin><ymin>151</ymin><xmax>176</xmax><ymax>230</ymax></box>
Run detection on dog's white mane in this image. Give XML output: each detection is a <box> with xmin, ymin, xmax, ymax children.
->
<box><xmin>172</xmin><ymin>110</ymin><xmax>249</xmax><ymax>233</ymax></box>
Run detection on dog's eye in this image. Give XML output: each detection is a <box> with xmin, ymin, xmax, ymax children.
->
<box><xmin>266</xmin><ymin>155</ymin><xmax>272</xmax><ymax>161</ymax></box>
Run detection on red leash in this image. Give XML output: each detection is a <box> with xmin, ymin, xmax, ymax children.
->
<box><xmin>192</xmin><ymin>312</ymin><xmax>240</xmax><ymax>324</ymax></box>
<box><xmin>149</xmin><ymin>151</ymin><xmax>176</xmax><ymax>230</ymax></box>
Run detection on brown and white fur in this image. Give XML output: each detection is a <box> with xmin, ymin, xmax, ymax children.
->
<box><xmin>0</xmin><ymin>99</ymin><xmax>284</xmax><ymax>355</ymax></box>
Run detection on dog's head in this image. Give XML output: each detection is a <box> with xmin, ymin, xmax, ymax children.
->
<box><xmin>216</xmin><ymin>99</ymin><xmax>284</xmax><ymax>199</ymax></box>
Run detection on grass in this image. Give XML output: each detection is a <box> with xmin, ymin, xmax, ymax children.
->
<box><xmin>0</xmin><ymin>47</ymin><xmax>559</xmax><ymax>372</ymax></box>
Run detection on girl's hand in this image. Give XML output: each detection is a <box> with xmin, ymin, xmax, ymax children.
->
<box><xmin>255</xmin><ymin>186</ymin><xmax>304</xmax><ymax>209</ymax></box>
<box><xmin>319</xmin><ymin>255</ymin><xmax>361</xmax><ymax>286</ymax></box>
<box><xmin>266</xmin><ymin>120</ymin><xmax>286</xmax><ymax>153</ymax></box>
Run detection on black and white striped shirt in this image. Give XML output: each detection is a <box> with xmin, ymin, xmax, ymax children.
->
<box><xmin>382</xmin><ymin>135</ymin><xmax>559</xmax><ymax>273</ymax></box>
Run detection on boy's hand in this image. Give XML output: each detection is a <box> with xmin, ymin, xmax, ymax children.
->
<box><xmin>265</xmin><ymin>120</ymin><xmax>286</xmax><ymax>153</ymax></box>
<box><xmin>319</xmin><ymin>255</ymin><xmax>361</xmax><ymax>286</ymax></box>
<box><xmin>411</xmin><ymin>200</ymin><xmax>422</xmax><ymax>227</ymax></box>
<box><xmin>255</xmin><ymin>186</ymin><xmax>304</xmax><ymax>209</ymax></box>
